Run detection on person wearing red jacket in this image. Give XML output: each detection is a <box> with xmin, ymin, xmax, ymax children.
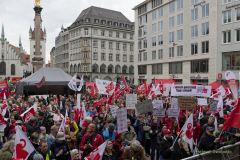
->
<box><xmin>80</xmin><ymin>123</ymin><xmax>104</xmax><ymax>159</ymax></box>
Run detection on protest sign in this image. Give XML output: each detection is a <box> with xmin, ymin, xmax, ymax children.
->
<box><xmin>178</xmin><ymin>97</ymin><xmax>196</xmax><ymax>110</ymax></box>
<box><xmin>171</xmin><ymin>85</ymin><xmax>212</xmax><ymax>97</ymax></box>
<box><xmin>197</xmin><ymin>98</ymin><xmax>208</xmax><ymax>106</ymax></box>
<box><xmin>110</xmin><ymin>105</ymin><xmax>119</xmax><ymax>118</ymax></box>
<box><xmin>126</xmin><ymin>94</ymin><xmax>137</xmax><ymax>109</ymax></box>
<box><xmin>117</xmin><ymin>108</ymin><xmax>128</xmax><ymax>133</ymax></box>
<box><xmin>152</xmin><ymin>100</ymin><xmax>163</xmax><ymax>109</ymax></box>
<box><xmin>209</xmin><ymin>100</ymin><xmax>218</xmax><ymax>112</ymax></box>
<box><xmin>153</xmin><ymin>108</ymin><xmax>166</xmax><ymax>117</ymax></box>
<box><xmin>135</xmin><ymin>100</ymin><xmax>153</xmax><ymax>114</ymax></box>
<box><xmin>167</xmin><ymin>98</ymin><xmax>180</xmax><ymax>118</ymax></box>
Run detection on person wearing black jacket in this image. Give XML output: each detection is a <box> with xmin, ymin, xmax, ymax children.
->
<box><xmin>159</xmin><ymin>128</ymin><xmax>174</xmax><ymax>160</ymax></box>
<box><xmin>198</xmin><ymin>126</ymin><xmax>220</xmax><ymax>151</ymax></box>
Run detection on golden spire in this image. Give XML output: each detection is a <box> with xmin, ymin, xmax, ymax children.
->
<box><xmin>35</xmin><ymin>0</ymin><xmax>41</xmax><ymax>7</ymax></box>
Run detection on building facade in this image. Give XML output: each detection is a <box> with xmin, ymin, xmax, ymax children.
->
<box><xmin>133</xmin><ymin>0</ymin><xmax>240</xmax><ymax>85</ymax></box>
<box><xmin>29</xmin><ymin>0</ymin><xmax>46</xmax><ymax>73</ymax></box>
<box><xmin>0</xmin><ymin>25</ymin><xmax>30</xmax><ymax>80</ymax></box>
<box><xmin>54</xmin><ymin>27</ymin><xmax>69</xmax><ymax>73</ymax></box>
<box><xmin>54</xmin><ymin>6</ymin><xmax>135</xmax><ymax>82</ymax></box>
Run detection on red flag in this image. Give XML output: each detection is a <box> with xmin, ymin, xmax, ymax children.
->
<box><xmin>105</xmin><ymin>82</ymin><xmax>115</xmax><ymax>94</ymax></box>
<box><xmin>85</xmin><ymin>141</ymin><xmax>108</xmax><ymax>160</ymax></box>
<box><xmin>120</xmin><ymin>76</ymin><xmax>131</xmax><ymax>93</ymax></box>
<box><xmin>223</xmin><ymin>100</ymin><xmax>240</xmax><ymax>131</ymax></box>
<box><xmin>36</xmin><ymin>76</ymin><xmax>45</xmax><ymax>88</ymax></box>
<box><xmin>86</xmin><ymin>82</ymin><xmax>98</xmax><ymax>96</ymax></box>
<box><xmin>20</xmin><ymin>106</ymin><xmax>36</xmax><ymax>122</ymax></box>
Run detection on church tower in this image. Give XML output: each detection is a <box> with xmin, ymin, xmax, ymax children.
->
<box><xmin>29</xmin><ymin>0</ymin><xmax>46</xmax><ymax>73</ymax></box>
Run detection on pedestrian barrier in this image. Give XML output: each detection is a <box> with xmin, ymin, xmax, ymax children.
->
<box><xmin>182</xmin><ymin>142</ymin><xmax>240</xmax><ymax>160</ymax></box>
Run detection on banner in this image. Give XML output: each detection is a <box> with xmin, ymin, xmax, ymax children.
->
<box><xmin>95</xmin><ymin>79</ymin><xmax>116</xmax><ymax>95</ymax></box>
<box><xmin>126</xmin><ymin>94</ymin><xmax>137</xmax><ymax>109</ymax></box>
<box><xmin>167</xmin><ymin>98</ymin><xmax>180</xmax><ymax>118</ymax></box>
<box><xmin>178</xmin><ymin>97</ymin><xmax>196</xmax><ymax>110</ymax></box>
<box><xmin>135</xmin><ymin>100</ymin><xmax>153</xmax><ymax>114</ymax></box>
<box><xmin>117</xmin><ymin>108</ymin><xmax>128</xmax><ymax>133</ymax></box>
<box><xmin>171</xmin><ymin>85</ymin><xmax>212</xmax><ymax>97</ymax></box>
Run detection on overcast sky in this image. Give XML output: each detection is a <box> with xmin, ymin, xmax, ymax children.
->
<box><xmin>0</xmin><ymin>0</ymin><xmax>142</xmax><ymax>62</ymax></box>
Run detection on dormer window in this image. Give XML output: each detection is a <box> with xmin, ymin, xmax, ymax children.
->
<box><xmin>85</xmin><ymin>18</ymin><xmax>90</xmax><ymax>23</ymax></box>
<box><xmin>107</xmin><ymin>21</ymin><xmax>112</xmax><ymax>25</ymax></box>
<box><xmin>114</xmin><ymin>22</ymin><xmax>118</xmax><ymax>26</ymax></box>
<box><xmin>125</xmin><ymin>24</ymin><xmax>128</xmax><ymax>28</ymax></box>
<box><xmin>94</xmin><ymin>19</ymin><xmax>99</xmax><ymax>23</ymax></box>
<box><xmin>120</xmin><ymin>23</ymin><xmax>124</xmax><ymax>27</ymax></box>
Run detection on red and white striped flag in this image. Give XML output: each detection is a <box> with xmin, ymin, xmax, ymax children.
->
<box><xmin>85</xmin><ymin>141</ymin><xmax>108</xmax><ymax>160</ymax></box>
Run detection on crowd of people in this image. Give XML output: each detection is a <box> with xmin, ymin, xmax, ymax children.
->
<box><xmin>0</xmin><ymin>82</ymin><xmax>240</xmax><ymax>160</ymax></box>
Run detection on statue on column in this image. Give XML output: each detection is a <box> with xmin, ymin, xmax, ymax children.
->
<box><xmin>35</xmin><ymin>0</ymin><xmax>41</xmax><ymax>7</ymax></box>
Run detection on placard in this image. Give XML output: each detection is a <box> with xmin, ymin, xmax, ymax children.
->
<box><xmin>209</xmin><ymin>100</ymin><xmax>218</xmax><ymax>112</ymax></box>
<box><xmin>167</xmin><ymin>98</ymin><xmax>180</xmax><ymax>118</ymax></box>
<box><xmin>126</xmin><ymin>94</ymin><xmax>137</xmax><ymax>109</ymax></box>
<box><xmin>135</xmin><ymin>100</ymin><xmax>153</xmax><ymax>114</ymax></box>
<box><xmin>153</xmin><ymin>108</ymin><xmax>166</xmax><ymax>117</ymax></box>
<box><xmin>117</xmin><ymin>108</ymin><xmax>128</xmax><ymax>133</ymax></box>
<box><xmin>197</xmin><ymin>98</ymin><xmax>208</xmax><ymax>106</ymax></box>
<box><xmin>110</xmin><ymin>105</ymin><xmax>119</xmax><ymax>118</ymax></box>
<box><xmin>178</xmin><ymin>97</ymin><xmax>196</xmax><ymax>110</ymax></box>
<box><xmin>152</xmin><ymin>100</ymin><xmax>163</xmax><ymax>109</ymax></box>
<box><xmin>171</xmin><ymin>85</ymin><xmax>212</xmax><ymax>97</ymax></box>
<box><xmin>162</xmin><ymin>84</ymin><xmax>171</xmax><ymax>96</ymax></box>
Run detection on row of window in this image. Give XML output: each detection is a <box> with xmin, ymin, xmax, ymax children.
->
<box><xmin>138</xmin><ymin>41</ymin><xmax>209</xmax><ymax>61</ymax></box>
<box><xmin>191</xmin><ymin>4</ymin><xmax>209</xmax><ymax>21</ymax></box>
<box><xmin>138</xmin><ymin>59</ymin><xmax>209</xmax><ymax>75</ymax></box>
<box><xmin>223</xmin><ymin>29</ymin><xmax>240</xmax><ymax>43</ymax></box>
<box><xmin>0</xmin><ymin>62</ymin><xmax>16</xmax><ymax>75</ymax></box>
<box><xmin>93</xmin><ymin>52</ymin><xmax>134</xmax><ymax>62</ymax></box>
<box><xmin>70</xmin><ymin>28</ymin><xmax>133</xmax><ymax>39</ymax></box>
<box><xmin>93</xmin><ymin>40</ymin><xmax>134</xmax><ymax>51</ymax></box>
<box><xmin>223</xmin><ymin>8</ymin><xmax>240</xmax><ymax>24</ymax></box>
<box><xmin>92</xmin><ymin>64</ymin><xmax>134</xmax><ymax>74</ymax></box>
<box><xmin>223</xmin><ymin>0</ymin><xmax>240</xmax><ymax>4</ymax></box>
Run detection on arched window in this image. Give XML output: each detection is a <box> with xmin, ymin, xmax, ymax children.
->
<box><xmin>100</xmin><ymin>64</ymin><xmax>106</xmax><ymax>73</ymax></box>
<box><xmin>74</xmin><ymin>64</ymin><xmax>77</xmax><ymax>73</ymax></box>
<box><xmin>11</xmin><ymin>64</ymin><xmax>15</xmax><ymax>75</ymax></box>
<box><xmin>129</xmin><ymin>65</ymin><xmax>134</xmax><ymax>74</ymax></box>
<box><xmin>70</xmin><ymin>64</ymin><xmax>73</xmax><ymax>73</ymax></box>
<box><xmin>115</xmin><ymin>65</ymin><xmax>121</xmax><ymax>74</ymax></box>
<box><xmin>108</xmin><ymin>64</ymin><xmax>114</xmax><ymax>73</ymax></box>
<box><xmin>0</xmin><ymin>62</ymin><xmax>6</xmax><ymax>75</ymax></box>
<box><xmin>92</xmin><ymin>64</ymin><xmax>99</xmax><ymax>73</ymax></box>
<box><xmin>78</xmin><ymin>64</ymin><xmax>81</xmax><ymax>72</ymax></box>
<box><xmin>122</xmin><ymin>65</ymin><xmax>128</xmax><ymax>74</ymax></box>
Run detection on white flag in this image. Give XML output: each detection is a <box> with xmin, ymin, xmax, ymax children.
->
<box><xmin>95</xmin><ymin>79</ymin><xmax>116</xmax><ymax>95</ymax></box>
<box><xmin>14</xmin><ymin>126</ymin><xmax>35</xmax><ymax>160</ymax></box>
<box><xmin>85</xmin><ymin>141</ymin><xmax>108</xmax><ymax>160</ymax></box>
<box><xmin>68</xmin><ymin>74</ymin><xmax>84</xmax><ymax>92</ymax></box>
<box><xmin>217</xmin><ymin>96</ymin><xmax>224</xmax><ymax>118</ymax></box>
<box><xmin>1</xmin><ymin>92</ymin><xmax>7</xmax><ymax>116</ymax></box>
<box><xmin>214</xmin><ymin>117</ymin><xmax>219</xmax><ymax>133</ymax></box>
<box><xmin>182</xmin><ymin>114</ymin><xmax>194</xmax><ymax>151</ymax></box>
<box><xmin>58</xmin><ymin>109</ymin><xmax>68</xmax><ymax>133</ymax></box>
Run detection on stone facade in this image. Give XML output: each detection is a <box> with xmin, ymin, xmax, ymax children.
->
<box><xmin>53</xmin><ymin>6</ymin><xmax>135</xmax><ymax>82</ymax></box>
<box><xmin>133</xmin><ymin>0</ymin><xmax>240</xmax><ymax>84</ymax></box>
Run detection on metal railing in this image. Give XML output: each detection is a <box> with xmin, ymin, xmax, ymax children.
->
<box><xmin>182</xmin><ymin>142</ymin><xmax>240</xmax><ymax>160</ymax></box>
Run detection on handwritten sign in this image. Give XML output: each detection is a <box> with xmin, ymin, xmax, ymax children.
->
<box><xmin>110</xmin><ymin>105</ymin><xmax>119</xmax><ymax>118</ymax></box>
<box><xmin>117</xmin><ymin>108</ymin><xmax>128</xmax><ymax>133</ymax></box>
<box><xmin>167</xmin><ymin>98</ymin><xmax>180</xmax><ymax>118</ymax></box>
<box><xmin>178</xmin><ymin>97</ymin><xmax>196</xmax><ymax>110</ymax></box>
<box><xmin>126</xmin><ymin>94</ymin><xmax>137</xmax><ymax>109</ymax></box>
